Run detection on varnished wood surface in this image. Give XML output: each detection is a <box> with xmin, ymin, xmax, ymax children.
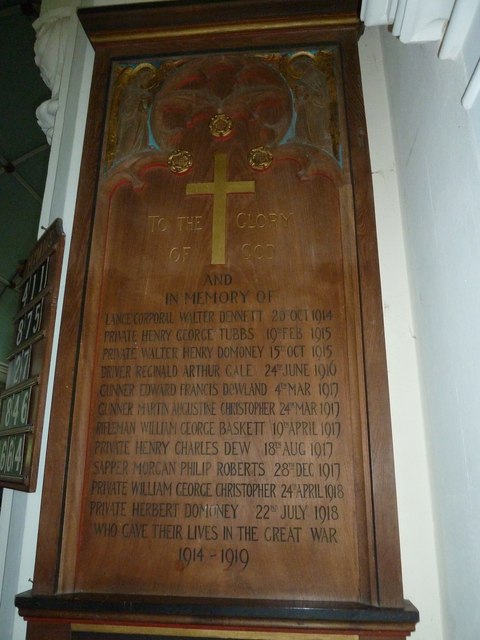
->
<box><xmin>338</xmin><ymin>34</ymin><xmax>403</xmax><ymax>607</ymax></box>
<box><xmin>26</xmin><ymin>1</ymin><xmax>412</xmax><ymax>637</ymax></box>
<box><xmin>52</xmin><ymin>47</ymin><xmax>371</xmax><ymax>603</ymax></box>
<box><xmin>78</xmin><ymin>1</ymin><xmax>361</xmax><ymax>43</ymax></box>
<box><xmin>18</xmin><ymin>591</ymin><xmax>418</xmax><ymax>636</ymax></box>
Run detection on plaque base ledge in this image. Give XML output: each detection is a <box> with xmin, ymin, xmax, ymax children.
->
<box><xmin>16</xmin><ymin>590</ymin><xmax>418</xmax><ymax>631</ymax></box>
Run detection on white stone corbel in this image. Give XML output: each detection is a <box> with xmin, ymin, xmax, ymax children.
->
<box><xmin>33</xmin><ymin>6</ymin><xmax>75</xmax><ymax>144</ymax></box>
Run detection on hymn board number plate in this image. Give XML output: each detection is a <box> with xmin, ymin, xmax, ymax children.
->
<box><xmin>19</xmin><ymin>3</ymin><xmax>418</xmax><ymax>639</ymax></box>
<box><xmin>0</xmin><ymin>219</ymin><xmax>64</xmax><ymax>491</ymax></box>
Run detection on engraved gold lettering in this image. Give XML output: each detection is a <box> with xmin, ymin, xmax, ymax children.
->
<box><xmin>148</xmin><ymin>215</ymin><xmax>168</xmax><ymax>232</ymax></box>
<box><xmin>236</xmin><ymin>212</ymin><xmax>293</xmax><ymax>229</ymax></box>
<box><xmin>177</xmin><ymin>216</ymin><xmax>203</xmax><ymax>231</ymax></box>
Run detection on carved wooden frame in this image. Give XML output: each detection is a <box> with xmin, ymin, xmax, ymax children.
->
<box><xmin>17</xmin><ymin>2</ymin><xmax>418</xmax><ymax>638</ymax></box>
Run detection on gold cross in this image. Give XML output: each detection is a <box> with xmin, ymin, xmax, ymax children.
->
<box><xmin>186</xmin><ymin>153</ymin><xmax>255</xmax><ymax>264</ymax></box>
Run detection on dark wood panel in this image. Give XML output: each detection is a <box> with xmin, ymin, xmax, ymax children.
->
<box><xmin>78</xmin><ymin>1</ymin><xmax>361</xmax><ymax>43</ymax></box>
<box><xmin>0</xmin><ymin>219</ymin><xmax>64</xmax><ymax>491</ymax></box>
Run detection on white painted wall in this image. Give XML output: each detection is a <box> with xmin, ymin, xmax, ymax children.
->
<box><xmin>380</xmin><ymin>25</ymin><xmax>480</xmax><ymax>640</ymax></box>
<box><xmin>0</xmin><ymin>10</ymin><xmax>449</xmax><ymax>640</ymax></box>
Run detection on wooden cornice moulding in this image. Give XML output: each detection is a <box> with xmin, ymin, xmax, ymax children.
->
<box><xmin>16</xmin><ymin>592</ymin><xmax>419</xmax><ymax>636</ymax></box>
<box><xmin>78</xmin><ymin>0</ymin><xmax>362</xmax><ymax>44</ymax></box>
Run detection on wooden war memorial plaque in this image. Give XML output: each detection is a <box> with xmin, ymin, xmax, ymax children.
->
<box><xmin>16</xmin><ymin>2</ymin><xmax>418</xmax><ymax>639</ymax></box>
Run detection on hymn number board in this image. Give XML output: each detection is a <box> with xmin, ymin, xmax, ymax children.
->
<box><xmin>0</xmin><ymin>220</ymin><xmax>64</xmax><ymax>490</ymax></box>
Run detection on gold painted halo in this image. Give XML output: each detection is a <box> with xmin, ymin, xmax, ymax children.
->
<box><xmin>209</xmin><ymin>113</ymin><xmax>233</xmax><ymax>138</ymax></box>
<box><xmin>248</xmin><ymin>146</ymin><xmax>273</xmax><ymax>171</ymax></box>
<box><xmin>167</xmin><ymin>149</ymin><xmax>193</xmax><ymax>174</ymax></box>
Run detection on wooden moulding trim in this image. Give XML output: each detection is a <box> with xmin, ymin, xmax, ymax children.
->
<box><xmin>71</xmin><ymin>625</ymin><xmax>359</xmax><ymax>639</ymax></box>
<box><xmin>16</xmin><ymin>591</ymin><xmax>419</xmax><ymax>630</ymax></box>
<box><xmin>337</xmin><ymin>36</ymin><xmax>403</xmax><ymax>607</ymax></box>
<box><xmin>83</xmin><ymin>15</ymin><xmax>360</xmax><ymax>45</ymax></box>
